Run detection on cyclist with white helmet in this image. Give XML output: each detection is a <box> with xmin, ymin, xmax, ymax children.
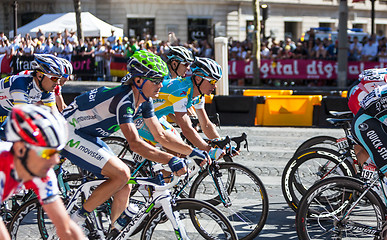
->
<box><xmin>0</xmin><ymin>54</ymin><xmax>66</xmax><ymax>139</ymax></box>
<box><xmin>60</xmin><ymin>50</ymin><xmax>208</xmax><ymax>235</ymax></box>
<box><xmin>0</xmin><ymin>104</ymin><xmax>84</xmax><ymax>240</ymax></box>
<box><xmin>136</xmin><ymin>57</ymin><xmax>224</xmax><ymax>158</ymax></box>
<box><xmin>165</xmin><ymin>45</ymin><xmax>195</xmax><ymax>79</ymax></box>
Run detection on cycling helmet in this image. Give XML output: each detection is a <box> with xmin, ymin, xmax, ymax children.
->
<box><xmin>190</xmin><ymin>57</ymin><xmax>222</xmax><ymax>81</ymax></box>
<box><xmin>60</xmin><ymin>58</ymin><xmax>73</xmax><ymax>76</ymax></box>
<box><xmin>127</xmin><ymin>50</ymin><xmax>169</xmax><ymax>80</ymax></box>
<box><xmin>166</xmin><ymin>46</ymin><xmax>194</xmax><ymax>63</ymax></box>
<box><xmin>31</xmin><ymin>54</ymin><xmax>65</xmax><ymax>76</ymax></box>
<box><xmin>6</xmin><ymin>104</ymin><xmax>68</xmax><ymax>150</ymax></box>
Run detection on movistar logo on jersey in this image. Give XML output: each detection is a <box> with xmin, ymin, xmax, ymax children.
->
<box><xmin>69</xmin><ymin>118</ymin><xmax>78</xmax><ymax>127</ymax></box>
<box><xmin>127</xmin><ymin>107</ymin><xmax>134</xmax><ymax>114</ymax></box>
<box><xmin>108</xmin><ymin>124</ymin><xmax>120</xmax><ymax>132</ymax></box>
<box><xmin>67</xmin><ymin>139</ymin><xmax>80</xmax><ymax>148</ymax></box>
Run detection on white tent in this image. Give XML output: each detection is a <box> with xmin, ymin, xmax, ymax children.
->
<box><xmin>9</xmin><ymin>12</ymin><xmax>123</xmax><ymax>38</ymax></box>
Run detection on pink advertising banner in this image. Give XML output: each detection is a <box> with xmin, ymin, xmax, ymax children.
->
<box><xmin>228</xmin><ymin>60</ymin><xmax>387</xmax><ymax>80</ymax></box>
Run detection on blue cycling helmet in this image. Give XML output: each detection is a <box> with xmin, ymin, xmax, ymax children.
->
<box><xmin>31</xmin><ymin>54</ymin><xmax>65</xmax><ymax>76</ymax></box>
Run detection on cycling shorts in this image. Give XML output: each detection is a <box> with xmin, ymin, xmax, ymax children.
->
<box><xmin>60</xmin><ymin>128</ymin><xmax>115</xmax><ymax>178</ymax></box>
<box><xmin>135</xmin><ymin>116</ymin><xmax>180</xmax><ymax>146</ymax></box>
<box><xmin>352</xmin><ymin>108</ymin><xmax>387</xmax><ymax>174</ymax></box>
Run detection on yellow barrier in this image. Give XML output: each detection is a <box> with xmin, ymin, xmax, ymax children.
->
<box><xmin>341</xmin><ymin>91</ymin><xmax>348</xmax><ymax>98</ymax></box>
<box><xmin>260</xmin><ymin>95</ymin><xmax>322</xmax><ymax>126</ymax></box>
<box><xmin>243</xmin><ymin>89</ymin><xmax>293</xmax><ymax>97</ymax></box>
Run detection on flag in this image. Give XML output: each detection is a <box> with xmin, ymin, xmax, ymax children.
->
<box><xmin>0</xmin><ymin>54</ymin><xmax>12</xmax><ymax>74</ymax></box>
<box><xmin>110</xmin><ymin>56</ymin><xmax>128</xmax><ymax>77</ymax></box>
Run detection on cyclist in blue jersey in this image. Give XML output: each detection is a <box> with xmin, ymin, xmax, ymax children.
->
<box><xmin>0</xmin><ymin>54</ymin><xmax>66</xmax><ymax>139</ymax></box>
<box><xmin>166</xmin><ymin>47</ymin><xmax>222</xmax><ymax>141</ymax></box>
<box><xmin>165</xmin><ymin>45</ymin><xmax>194</xmax><ymax>79</ymax></box>
<box><xmin>60</xmin><ymin>50</ymin><xmax>209</xmax><ymax>234</ymax></box>
<box><xmin>136</xmin><ymin>56</ymin><xmax>225</xmax><ymax>159</ymax></box>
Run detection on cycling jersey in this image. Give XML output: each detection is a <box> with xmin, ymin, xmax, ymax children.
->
<box><xmin>359</xmin><ymin>84</ymin><xmax>387</xmax><ymax>124</ymax></box>
<box><xmin>153</xmin><ymin>76</ymin><xmax>195</xmax><ymax>118</ymax></box>
<box><xmin>60</xmin><ymin>85</ymin><xmax>155</xmax><ymax>176</ymax></box>
<box><xmin>348</xmin><ymin>73</ymin><xmax>387</xmax><ymax>115</ymax></box>
<box><xmin>0</xmin><ymin>73</ymin><xmax>56</xmax><ymax>122</ymax></box>
<box><xmin>0</xmin><ymin>146</ymin><xmax>59</xmax><ymax>205</ymax></box>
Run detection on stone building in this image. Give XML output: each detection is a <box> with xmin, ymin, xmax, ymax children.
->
<box><xmin>1</xmin><ymin>0</ymin><xmax>387</xmax><ymax>43</ymax></box>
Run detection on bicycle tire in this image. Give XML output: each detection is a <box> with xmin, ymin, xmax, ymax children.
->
<box><xmin>102</xmin><ymin>136</ymin><xmax>132</xmax><ymax>159</ymax></box>
<box><xmin>295</xmin><ymin>136</ymin><xmax>339</xmax><ymax>155</ymax></box>
<box><xmin>296</xmin><ymin>176</ymin><xmax>386</xmax><ymax>239</ymax></box>
<box><xmin>282</xmin><ymin>147</ymin><xmax>355</xmax><ymax>212</ymax></box>
<box><xmin>141</xmin><ymin>198</ymin><xmax>238</xmax><ymax>240</ymax></box>
<box><xmin>7</xmin><ymin>198</ymin><xmax>44</xmax><ymax>240</ymax></box>
<box><xmin>189</xmin><ymin>162</ymin><xmax>269</xmax><ymax>240</ymax></box>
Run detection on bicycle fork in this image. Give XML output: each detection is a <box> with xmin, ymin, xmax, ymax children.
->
<box><xmin>209</xmin><ymin>163</ymin><xmax>232</xmax><ymax>207</ymax></box>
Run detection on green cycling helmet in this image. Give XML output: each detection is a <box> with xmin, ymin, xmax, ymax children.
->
<box><xmin>126</xmin><ymin>50</ymin><xmax>169</xmax><ymax>81</ymax></box>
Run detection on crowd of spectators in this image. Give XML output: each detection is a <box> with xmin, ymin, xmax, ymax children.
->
<box><xmin>228</xmin><ymin>32</ymin><xmax>387</xmax><ymax>63</ymax></box>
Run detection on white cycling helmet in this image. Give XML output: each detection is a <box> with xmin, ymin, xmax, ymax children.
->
<box><xmin>190</xmin><ymin>57</ymin><xmax>222</xmax><ymax>81</ymax></box>
<box><xmin>60</xmin><ymin>58</ymin><xmax>73</xmax><ymax>76</ymax></box>
<box><xmin>6</xmin><ymin>104</ymin><xmax>68</xmax><ymax>150</ymax></box>
<box><xmin>31</xmin><ymin>54</ymin><xmax>65</xmax><ymax>76</ymax></box>
<box><xmin>166</xmin><ymin>46</ymin><xmax>195</xmax><ymax>64</ymax></box>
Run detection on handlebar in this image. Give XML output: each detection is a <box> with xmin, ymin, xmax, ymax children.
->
<box><xmin>206</xmin><ymin>133</ymin><xmax>248</xmax><ymax>152</ymax></box>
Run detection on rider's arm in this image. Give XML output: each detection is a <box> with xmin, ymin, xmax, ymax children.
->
<box><xmin>196</xmin><ymin>107</ymin><xmax>220</xmax><ymax>139</ymax></box>
<box><xmin>120</xmin><ymin>122</ymin><xmax>174</xmax><ymax>164</ymax></box>
<box><xmin>120</xmin><ymin>122</ymin><xmax>187</xmax><ymax>175</ymax></box>
<box><xmin>0</xmin><ymin>220</ymin><xmax>10</xmax><ymax>240</ymax></box>
<box><xmin>175</xmin><ymin>111</ymin><xmax>211</xmax><ymax>151</ymax></box>
<box><xmin>144</xmin><ymin>116</ymin><xmax>193</xmax><ymax>156</ymax></box>
<box><xmin>42</xmin><ymin>198</ymin><xmax>85</xmax><ymax>240</ymax></box>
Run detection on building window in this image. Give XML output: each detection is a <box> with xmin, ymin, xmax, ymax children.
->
<box><xmin>188</xmin><ymin>18</ymin><xmax>212</xmax><ymax>43</ymax></box>
<box><xmin>127</xmin><ymin>18</ymin><xmax>155</xmax><ymax>40</ymax></box>
<box><xmin>284</xmin><ymin>21</ymin><xmax>300</xmax><ymax>41</ymax></box>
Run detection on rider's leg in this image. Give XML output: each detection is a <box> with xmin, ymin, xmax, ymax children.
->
<box><xmin>83</xmin><ymin>156</ymin><xmax>131</xmax><ymax>224</ymax></box>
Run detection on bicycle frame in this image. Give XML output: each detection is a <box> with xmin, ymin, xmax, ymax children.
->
<box><xmin>62</xmin><ymin>170</ymin><xmax>194</xmax><ymax>240</ymax></box>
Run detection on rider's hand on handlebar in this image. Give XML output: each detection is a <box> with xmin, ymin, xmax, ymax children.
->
<box><xmin>168</xmin><ymin>157</ymin><xmax>187</xmax><ymax>176</ymax></box>
<box><xmin>189</xmin><ymin>149</ymin><xmax>211</xmax><ymax>167</ymax></box>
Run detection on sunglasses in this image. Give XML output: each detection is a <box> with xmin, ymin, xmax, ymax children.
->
<box><xmin>142</xmin><ymin>77</ymin><xmax>164</xmax><ymax>85</ymax></box>
<box><xmin>27</xmin><ymin>144</ymin><xmax>60</xmax><ymax>160</ymax></box>
<box><xmin>39</xmin><ymin>71</ymin><xmax>61</xmax><ymax>82</ymax></box>
<box><xmin>199</xmin><ymin>75</ymin><xmax>218</xmax><ymax>85</ymax></box>
<box><xmin>180</xmin><ymin>62</ymin><xmax>191</xmax><ymax>67</ymax></box>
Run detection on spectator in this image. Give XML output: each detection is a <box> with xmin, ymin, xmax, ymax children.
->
<box><xmin>52</xmin><ymin>38</ymin><xmax>64</xmax><ymax>56</ymax></box>
<box><xmin>0</xmin><ymin>40</ymin><xmax>6</xmax><ymax>55</ymax></box>
<box><xmin>113</xmin><ymin>39</ymin><xmax>125</xmax><ymax>55</ymax></box>
<box><xmin>378</xmin><ymin>45</ymin><xmax>387</xmax><ymax>63</ymax></box>
<box><xmin>306</xmin><ymin>39</ymin><xmax>316</xmax><ymax>59</ymax></box>
<box><xmin>44</xmin><ymin>37</ymin><xmax>54</xmax><ymax>54</ymax></box>
<box><xmin>280</xmin><ymin>45</ymin><xmax>293</xmax><ymax>59</ymax></box>
<box><xmin>107</xmin><ymin>29</ymin><xmax>117</xmax><ymax>46</ymax></box>
<box><xmin>315</xmin><ymin>41</ymin><xmax>327</xmax><ymax>59</ymax></box>
<box><xmin>34</xmin><ymin>41</ymin><xmax>45</xmax><ymax>54</ymax></box>
<box><xmin>270</xmin><ymin>40</ymin><xmax>282</xmax><ymax>59</ymax></box>
<box><xmin>125</xmin><ymin>38</ymin><xmax>138</xmax><ymax>58</ymax></box>
<box><xmin>361</xmin><ymin>37</ymin><xmax>378</xmax><ymax>61</ymax></box>
<box><xmin>261</xmin><ymin>42</ymin><xmax>271</xmax><ymax>59</ymax></box>
<box><xmin>22</xmin><ymin>38</ymin><xmax>34</xmax><ymax>56</ymax></box>
<box><xmin>292</xmin><ymin>42</ymin><xmax>308</xmax><ymax>59</ymax></box>
<box><xmin>326</xmin><ymin>40</ymin><xmax>338</xmax><ymax>60</ymax></box>
<box><xmin>63</xmin><ymin>38</ymin><xmax>74</xmax><ymax>61</ymax></box>
<box><xmin>36</xmin><ymin>28</ymin><xmax>44</xmax><ymax>39</ymax></box>
<box><xmin>0</xmin><ymin>32</ymin><xmax>7</xmax><ymax>41</ymax></box>
<box><xmin>349</xmin><ymin>36</ymin><xmax>362</xmax><ymax>61</ymax></box>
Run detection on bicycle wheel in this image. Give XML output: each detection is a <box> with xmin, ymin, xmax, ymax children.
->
<box><xmin>7</xmin><ymin>198</ymin><xmax>45</xmax><ymax>240</ymax></box>
<box><xmin>141</xmin><ymin>198</ymin><xmax>238</xmax><ymax>240</ymax></box>
<box><xmin>102</xmin><ymin>136</ymin><xmax>131</xmax><ymax>159</ymax></box>
<box><xmin>296</xmin><ymin>176</ymin><xmax>386</xmax><ymax>239</ymax></box>
<box><xmin>189</xmin><ymin>162</ymin><xmax>269</xmax><ymax>240</ymax></box>
<box><xmin>295</xmin><ymin>136</ymin><xmax>339</xmax><ymax>155</ymax></box>
<box><xmin>282</xmin><ymin>147</ymin><xmax>355</xmax><ymax>212</ymax></box>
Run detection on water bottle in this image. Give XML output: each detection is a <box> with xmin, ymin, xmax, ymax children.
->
<box><xmin>114</xmin><ymin>203</ymin><xmax>139</xmax><ymax>231</ymax></box>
